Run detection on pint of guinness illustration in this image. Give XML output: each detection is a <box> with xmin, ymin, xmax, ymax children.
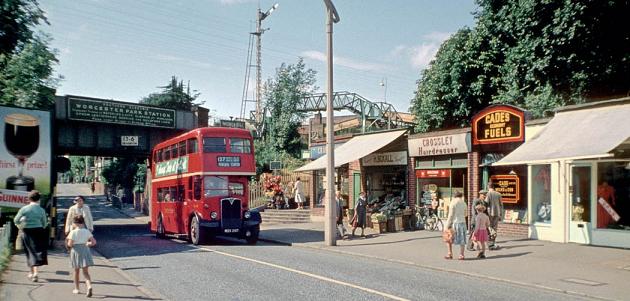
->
<box><xmin>4</xmin><ymin>113</ymin><xmax>39</xmax><ymax>191</ymax></box>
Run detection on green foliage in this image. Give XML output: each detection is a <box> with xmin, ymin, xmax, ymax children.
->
<box><xmin>140</xmin><ymin>76</ymin><xmax>201</xmax><ymax>110</ymax></box>
<box><xmin>101</xmin><ymin>158</ymin><xmax>140</xmax><ymax>191</ymax></box>
<box><xmin>0</xmin><ymin>0</ymin><xmax>58</xmax><ymax>110</ymax></box>
<box><xmin>66</xmin><ymin>156</ymin><xmax>94</xmax><ymax>183</ymax></box>
<box><xmin>255</xmin><ymin>58</ymin><xmax>316</xmax><ymax>172</ymax></box>
<box><xmin>0</xmin><ymin>0</ymin><xmax>47</xmax><ymax>57</ymax></box>
<box><xmin>411</xmin><ymin>0</ymin><xmax>630</xmax><ymax>132</ymax></box>
<box><xmin>133</xmin><ymin>162</ymin><xmax>147</xmax><ymax>193</ymax></box>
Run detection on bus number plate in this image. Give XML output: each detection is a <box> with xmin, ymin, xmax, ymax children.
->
<box><xmin>224</xmin><ymin>229</ymin><xmax>239</xmax><ymax>233</ymax></box>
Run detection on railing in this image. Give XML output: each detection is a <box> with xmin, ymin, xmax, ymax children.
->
<box><xmin>0</xmin><ymin>222</ymin><xmax>12</xmax><ymax>269</ymax></box>
<box><xmin>248</xmin><ymin>170</ymin><xmax>312</xmax><ymax>210</ymax></box>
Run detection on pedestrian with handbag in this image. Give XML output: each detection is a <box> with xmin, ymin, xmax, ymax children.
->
<box><xmin>13</xmin><ymin>190</ymin><xmax>48</xmax><ymax>282</ymax></box>
<box><xmin>351</xmin><ymin>191</ymin><xmax>367</xmax><ymax>237</ymax></box>
<box><xmin>444</xmin><ymin>191</ymin><xmax>467</xmax><ymax>260</ymax></box>
<box><xmin>65</xmin><ymin>195</ymin><xmax>94</xmax><ymax>235</ymax></box>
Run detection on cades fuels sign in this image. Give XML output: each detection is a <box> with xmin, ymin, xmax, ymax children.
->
<box><xmin>472</xmin><ymin>105</ymin><xmax>525</xmax><ymax>145</ymax></box>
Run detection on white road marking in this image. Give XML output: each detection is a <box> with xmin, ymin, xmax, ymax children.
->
<box><xmin>202</xmin><ymin>247</ymin><xmax>410</xmax><ymax>301</ymax></box>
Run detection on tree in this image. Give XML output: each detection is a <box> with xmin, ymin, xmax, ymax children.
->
<box><xmin>255</xmin><ymin>58</ymin><xmax>317</xmax><ymax>171</ymax></box>
<box><xmin>411</xmin><ymin>0</ymin><xmax>630</xmax><ymax>132</ymax></box>
<box><xmin>0</xmin><ymin>0</ymin><xmax>59</xmax><ymax>110</ymax></box>
<box><xmin>0</xmin><ymin>0</ymin><xmax>47</xmax><ymax>57</ymax></box>
<box><xmin>0</xmin><ymin>34</ymin><xmax>59</xmax><ymax>109</ymax></box>
<box><xmin>140</xmin><ymin>76</ymin><xmax>201</xmax><ymax>110</ymax></box>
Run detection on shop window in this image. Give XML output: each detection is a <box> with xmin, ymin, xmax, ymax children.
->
<box><xmin>596</xmin><ymin>162</ymin><xmax>630</xmax><ymax>230</ymax></box>
<box><xmin>532</xmin><ymin>165</ymin><xmax>551</xmax><ymax>224</ymax></box>
<box><xmin>571</xmin><ymin>166</ymin><xmax>591</xmax><ymax>222</ymax></box>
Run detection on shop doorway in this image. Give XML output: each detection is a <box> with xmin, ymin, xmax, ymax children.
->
<box><xmin>569</xmin><ymin>164</ymin><xmax>593</xmax><ymax>244</ymax></box>
<box><xmin>353</xmin><ymin>172</ymin><xmax>361</xmax><ymax>207</ymax></box>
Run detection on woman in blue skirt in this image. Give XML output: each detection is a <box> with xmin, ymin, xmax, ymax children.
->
<box><xmin>66</xmin><ymin>215</ymin><xmax>97</xmax><ymax>297</ymax></box>
<box><xmin>444</xmin><ymin>191</ymin><xmax>468</xmax><ymax>260</ymax></box>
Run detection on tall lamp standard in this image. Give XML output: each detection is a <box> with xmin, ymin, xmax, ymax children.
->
<box><xmin>323</xmin><ymin>0</ymin><xmax>340</xmax><ymax>247</ymax></box>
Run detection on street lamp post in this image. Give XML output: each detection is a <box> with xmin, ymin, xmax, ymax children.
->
<box><xmin>323</xmin><ymin>0</ymin><xmax>339</xmax><ymax>247</ymax></box>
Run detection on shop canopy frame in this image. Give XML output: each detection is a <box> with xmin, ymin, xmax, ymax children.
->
<box><xmin>295</xmin><ymin>129</ymin><xmax>407</xmax><ymax>172</ymax></box>
<box><xmin>494</xmin><ymin>98</ymin><xmax>630</xmax><ymax>166</ymax></box>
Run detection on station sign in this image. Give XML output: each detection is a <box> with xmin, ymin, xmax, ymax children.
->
<box><xmin>68</xmin><ymin>97</ymin><xmax>176</xmax><ymax>128</ymax></box>
<box><xmin>121</xmin><ymin>136</ymin><xmax>139</xmax><ymax>146</ymax></box>
<box><xmin>472</xmin><ymin>105</ymin><xmax>525</xmax><ymax>145</ymax></box>
<box><xmin>490</xmin><ymin>174</ymin><xmax>520</xmax><ymax>204</ymax></box>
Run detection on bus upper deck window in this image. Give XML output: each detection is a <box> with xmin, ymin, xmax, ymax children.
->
<box><xmin>171</xmin><ymin>144</ymin><xmax>178</xmax><ymax>158</ymax></box>
<box><xmin>203</xmin><ymin>137</ymin><xmax>226</xmax><ymax>153</ymax></box>
<box><xmin>179</xmin><ymin>141</ymin><xmax>187</xmax><ymax>156</ymax></box>
<box><xmin>187</xmin><ymin>138</ymin><xmax>198</xmax><ymax>154</ymax></box>
<box><xmin>230</xmin><ymin>138</ymin><xmax>251</xmax><ymax>153</ymax></box>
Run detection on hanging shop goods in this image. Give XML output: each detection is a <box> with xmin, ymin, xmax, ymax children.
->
<box><xmin>472</xmin><ymin>105</ymin><xmax>525</xmax><ymax>145</ymax></box>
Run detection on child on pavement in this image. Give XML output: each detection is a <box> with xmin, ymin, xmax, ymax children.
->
<box><xmin>472</xmin><ymin>204</ymin><xmax>490</xmax><ymax>259</ymax></box>
<box><xmin>66</xmin><ymin>215</ymin><xmax>97</xmax><ymax>297</ymax></box>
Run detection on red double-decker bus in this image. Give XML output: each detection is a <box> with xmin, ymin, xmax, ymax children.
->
<box><xmin>149</xmin><ymin>127</ymin><xmax>261</xmax><ymax>245</ymax></box>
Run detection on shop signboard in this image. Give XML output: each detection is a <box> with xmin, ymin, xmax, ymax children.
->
<box><xmin>362</xmin><ymin>151</ymin><xmax>407</xmax><ymax>166</ymax></box>
<box><xmin>0</xmin><ymin>106</ymin><xmax>52</xmax><ymax>208</ymax></box>
<box><xmin>309</xmin><ymin>142</ymin><xmax>344</xmax><ymax>159</ymax></box>
<box><xmin>416</xmin><ymin>169</ymin><xmax>451</xmax><ymax>178</ymax></box>
<box><xmin>490</xmin><ymin>174</ymin><xmax>520</xmax><ymax>203</ymax></box>
<box><xmin>472</xmin><ymin>105</ymin><xmax>525</xmax><ymax>145</ymax></box>
<box><xmin>68</xmin><ymin>96</ymin><xmax>176</xmax><ymax>128</ymax></box>
<box><xmin>408</xmin><ymin>132</ymin><xmax>470</xmax><ymax>157</ymax></box>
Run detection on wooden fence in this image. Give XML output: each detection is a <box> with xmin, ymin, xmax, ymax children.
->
<box><xmin>249</xmin><ymin>170</ymin><xmax>312</xmax><ymax>209</ymax></box>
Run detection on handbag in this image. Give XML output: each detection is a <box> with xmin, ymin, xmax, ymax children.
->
<box><xmin>350</xmin><ymin>215</ymin><xmax>358</xmax><ymax>228</ymax></box>
<box><xmin>442</xmin><ymin>228</ymin><xmax>454</xmax><ymax>243</ymax></box>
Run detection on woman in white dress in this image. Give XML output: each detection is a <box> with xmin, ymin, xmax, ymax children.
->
<box><xmin>65</xmin><ymin>196</ymin><xmax>94</xmax><ymax>235</ymax></box>
<box><xmin>66</xmin><ymin>215</ymin><xmax>97</xmax><ymax>296</ymax></box>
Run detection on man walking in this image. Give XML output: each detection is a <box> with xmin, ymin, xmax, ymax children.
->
<box><xmin>467</xmin><ymin>190</ymin><xmax>488</xmax><ymax>251</ymax></box>
<box><xmin>486</xmin><ymin>183</ymin><xmax>503</xmax><ymax>250</ymax></box>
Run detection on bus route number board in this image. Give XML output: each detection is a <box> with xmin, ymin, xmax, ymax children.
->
<box><xmin>218</xmin><ymin>156</ymin><xmax>241</xmax><ymax>167</ymax></box>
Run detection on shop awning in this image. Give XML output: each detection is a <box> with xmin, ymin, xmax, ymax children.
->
<box><xmin>295</xmin><ymin>129</ymin><xmax>407</xmax><ymax>171</ymax></box>
<box><xmin>494</xmin><ymin>102</ymin><xmax>630</xmax><ymax>166</ymax></box>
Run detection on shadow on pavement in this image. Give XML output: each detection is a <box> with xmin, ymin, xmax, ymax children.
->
<box><xmin>338</xmin><ymin>234</ymin><xmax>440</xmax><ymax>247</ymax></box>
<box><xmin>260</xmin><ymin>228</ymin><xmax>324</xmax><ymax>244</ymax></box>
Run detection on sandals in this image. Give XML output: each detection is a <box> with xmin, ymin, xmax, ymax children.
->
<box><xmin>444</xmin><ymin>254</ymin><xmax>453</xmax><ymax>260</ymax></box>
<box><xmin>87</xmin><ymin>286</ymin><xmax>93</xmax><ymax>297</ymax></box>
<box><xmin>31</xmin><ymin>274</ymin><xmax>38</xmax><ymax>282</ymax></box>
<box><xmin>458</xmin><ymin>255</ymin><xmax>465</xmax><ymax>260</ymax></box>
<box><xmin>72</xmin><ymin>289</ymin><xmax>80</xmax><ymax>294</ymax></box>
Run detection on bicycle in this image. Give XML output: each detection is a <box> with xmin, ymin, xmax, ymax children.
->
<box><xmin>419</xmin><ymin>204</ymin><xmax>444</xmax><ymax>231</ymax></box>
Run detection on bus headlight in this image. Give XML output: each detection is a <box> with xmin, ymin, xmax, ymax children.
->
<box><xmin>210</xmin><ymin>212</ymin><xmax>218</xmax><ymax>219</ymax></box>
<box><xmin>244</xmin><ymin>211</ymin><xmax>251</xmax><ymax>219</ymax></box>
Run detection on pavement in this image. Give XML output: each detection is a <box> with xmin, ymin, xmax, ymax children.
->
<box><xmin>3</xmin><ymin>187</ymin><xmax>628</xmax><ymax>301</ymax></box>
<box><xmin>259</xmin><ymin>221</ymin><xmax>630</xmax><ymax>301</ymax></box>
<box><xmin>0</xmin><ymin>242</ymin><xmax>164</xmax><ymax>301</ymax></box>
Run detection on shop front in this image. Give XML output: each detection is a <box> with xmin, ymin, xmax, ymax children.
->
<box><xmin>296</xmin><ymin>129</ymin><xmax>408</xmax><ymax>221</ymax></box>
<box><xmin>407</xmin><ymin>129</ymin><xmax>471</xmax><ymax>219</ymax></box>
<box><xmin>496</xmin><ymin>98</ymin><xmax>630</xmax><ymax>248</ymax></box>
<box><xmin>471</xmin><ymin>105</ymin><xmax>529</xmax><ymax>237</ymax></box>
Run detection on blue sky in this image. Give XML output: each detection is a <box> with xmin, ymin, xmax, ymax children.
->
<box><xmin>38</xmin><ymin>0</ymin><xmax>478</xmax><ymax>120</ymax></box>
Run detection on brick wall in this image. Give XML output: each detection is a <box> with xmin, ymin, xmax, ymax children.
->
<box><xmin>408</xmin><ymin>157</ymin><xmax>416</xmax><ymax>207</ymax></box>
<box><xmin>497</xmin><ymin>222</ymin><xmax>529</xmax><ymax>238</ymax></box>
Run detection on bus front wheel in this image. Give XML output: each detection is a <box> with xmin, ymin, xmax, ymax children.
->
<box><xmin>156</xmin><ymin>215</ymin><xmax>165</xmax><ymax>239</ymax></box>
<box><xmin>190</xmin><ymin>215</ymin><xmax>204</xmax><ymax>245</ymax></box>
<box><xmin>246</xmin><ymin>225</ymin><xmax>260</xmax><ymax>245</ymax></box>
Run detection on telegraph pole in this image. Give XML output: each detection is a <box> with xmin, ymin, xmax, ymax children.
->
<box><xmin>323</xmin><ymin>0</ymin><xmax>340</xmax><ymax>247</ymax></box>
